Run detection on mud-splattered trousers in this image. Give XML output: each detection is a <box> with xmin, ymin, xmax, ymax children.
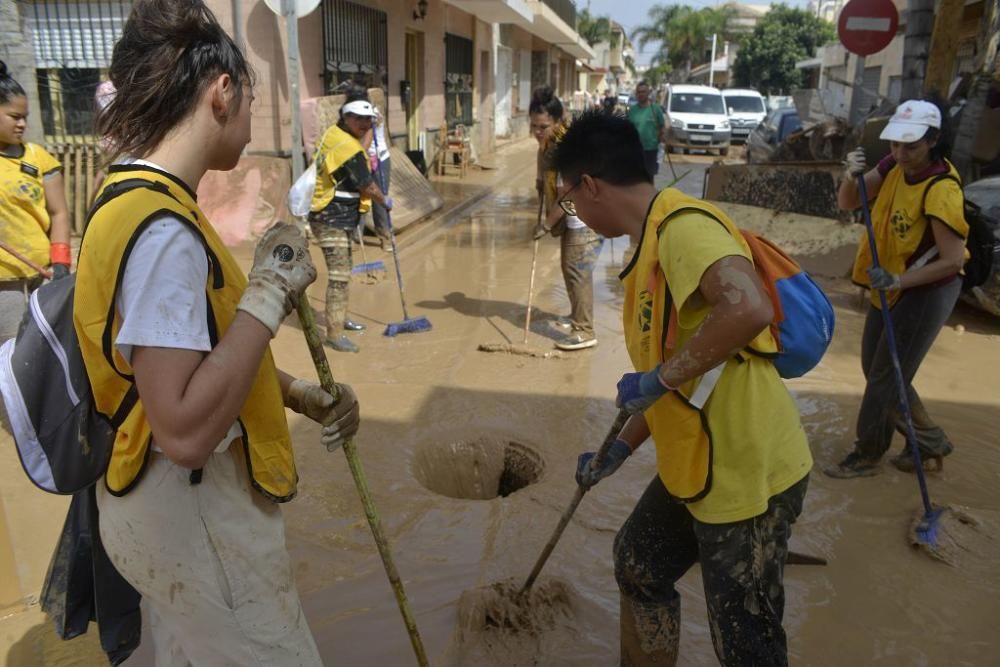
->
<box><xmin>855</xmin><ymin>277</ymin><xmax>961</xmax><ymax>460</ymax></box>
<box><xmin>307</xmin><ymin>207</ymin><xmax>356</xmax><ymax>338</ymax></box>
<box><xmin>96</xmin><ymin>447</ymin><xmax>322</xmax><ymax>666</ymax></box>
<box><xmin>613</xmin><ymin>474</ymin><xmax>808</xmax><ymax>666</ymax></box>
<box><xmin>560</xmin><ymin>227</ymin><xmax>604</xmax><ymax>335</ymax></box>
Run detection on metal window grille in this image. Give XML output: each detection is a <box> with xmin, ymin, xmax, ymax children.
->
<box><xmin>25</xmin><ymin>0</ymin><xmax>132</xmax><ymax>143</ymax></box>
<box><xmin>321</xmin><ymin>0</ymin><xmax>388</xmax><ymax>94</ymax></box>
<box><xmin>445</xmin><ymin>34</ymin><xmax>473</xmax><ymax>127</ymax></box>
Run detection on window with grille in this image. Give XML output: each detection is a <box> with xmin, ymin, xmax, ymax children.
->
<box><xmin>321</xmin><ymin>0</ymin><xmax>388</xmax><ymax>94</ymax></box>
<box><xmin>445</xmin><ymin>34</ymin><xmax>473</xmax><ymax>127</ymax></box>
<box><xmin>25</xmin><ymin>1</ymin><xmax>132</xmax><ymax>143</ymax></box>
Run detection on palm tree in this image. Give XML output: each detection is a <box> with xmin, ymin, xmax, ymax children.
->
<box><xmin>577</xmin><ymin>9</ymin><xmax>612</xmax><ymax>47</ymax></box>
<box><xmin>632</xmin><ymin>3</ymin><xmax>737</xmax><ymax>82</ymax></box>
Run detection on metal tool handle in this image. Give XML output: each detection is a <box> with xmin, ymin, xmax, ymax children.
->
<box><xmin>524</xmin><ymin>239</ymin><xmax>539</xmax><ymax>345</ymax></box>
<box><xmin>520</xmin><ymin>409</ymin><xmax>630</xmax><ymax>596</ymax></box>
<box><xmin>372</xmin><ymin>132</ymin><xmax>410</xmax><ymax>321</ymax></box>
<box><xmin>296</xmin><ymin>300</ymin><xmax>429</xmax><ymax>666</ymax></box>
<box><xmin>857</xmin><ymin>175</ymin><xmax>934</xmax><ymax>517</ymax></box>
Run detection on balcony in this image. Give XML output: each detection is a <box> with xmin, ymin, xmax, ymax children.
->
<box><xmin>524</xmin><ymin>0</ymin><xmax>594</xmax><ymax>60</ymax></box>
<box><xmin>443</xmin><ymin>0</ymin><xmax>534</xmax><ymax>26</ymax></box>
<box><xmin>540</xmin><ymin>0</ymin><xmax>575</xmax><ymax>27</ymax></box>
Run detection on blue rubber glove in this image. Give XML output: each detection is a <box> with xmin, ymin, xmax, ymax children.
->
<box><xmin>50</xmin><ymin>264</ymin><xmax>70</xmax><ymax>280</ymax></box>
<box><xmin>616</xmin><ymin>364</ymin><xmax>673</xmax><ymax>414</ymax></box>
<box><xmin>383</xmin><ymin>196</ymin><xmax>394</xmax><ymax>211</ymax></box>
<box><xmin>867</xmin><ymin>266</ymin><xmax>901</xmax><ymax>291</ymax></box>
<box><xmin>575</xmin><ymin>439</ymin><xmax>633</xmax><ymax>488</ymax></box>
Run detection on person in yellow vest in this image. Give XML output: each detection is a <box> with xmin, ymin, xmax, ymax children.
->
<box><xmin>826</xmin><ymin>99</ymin><xmax>967</xmax><ymax>478</ymax></box>
<box><xmin>309</xmin><ymin>98</ymin><xmax>392</xmax><ymax>353</ymax></box>
<box><xmin>0</xmin><ymin>60</ymin><xmax>72</xmax><ymax>340</ymax></box>
<box><xmin>78</xmin><ymin>1</ymin><xmax>359</xmax><ymax>663</ymax></box>
<box><xmin>530</xmin><ymin>86</ymin><xmax>603</xmax><ymax>351</ymax></box>
<box><xmin>551</xmin><ymin>110</ymin><xmax>811</xmax><ymax>666</ymax></box>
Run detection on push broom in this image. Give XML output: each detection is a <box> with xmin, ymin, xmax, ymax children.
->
<box><xmin>373</xmin><ymin>133</ymin><xmax>431</xmax><ymax>336</ymax></box>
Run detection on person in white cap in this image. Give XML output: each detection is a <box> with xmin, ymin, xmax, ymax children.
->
<box><xmin>308</xmin><ymin>97</ymin><xmax>392</xmax><ymax>352</ymax></box>
<box><xmin>826</xmin><ymin>98</ymin><xmax>968</xmax><ymax>478</ymax></box>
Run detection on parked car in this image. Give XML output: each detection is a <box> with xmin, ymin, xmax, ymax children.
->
<box><xmin>765</xmin><ymin>95</ymin><xmax>794</xmax><ymax>111</ymax></box>
<box><xmin>746</xmin><ymin>107</ymin><xmax>802</xmax><ymax>163</ymax></box>
<box><xmin>722</xmin><ymin>88</ymin><xmax>767</xmax><ymax>144</ymax></box>
<box><xmin>663</xmin><ymin>84</ymin><xmax>731</xmax><ymax>156</ymax></box>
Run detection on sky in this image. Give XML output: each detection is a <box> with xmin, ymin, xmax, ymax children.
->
<box><xmin>581</xmin><ymin>0</ymin><xmax>813</xmax><ymax>66</ymax></box>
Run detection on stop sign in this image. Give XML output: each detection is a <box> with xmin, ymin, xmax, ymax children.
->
<box><xmin>838</xmin><ymin>0</ymin><xmax>899</xmax><ymax>56</ymax></box>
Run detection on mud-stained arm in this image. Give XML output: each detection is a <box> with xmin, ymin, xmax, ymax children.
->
<box><xmin>617</xmin><ymin>413</ymin><xmax>651</xmax><ymax>451</ymax></box>
<box><xmin>658</xmin><ymin>255</ymin><xmax>774</xmax><ymax>388</ymax></box>
<box><xmin>897</xmin><ymin>217</ymin><xmax>967</xmax><ymax>289</ymax></box>
<box><xmin>131</xmin><ymin>314</ymin><xmax>272</xmax><ymax>470</ymax></box>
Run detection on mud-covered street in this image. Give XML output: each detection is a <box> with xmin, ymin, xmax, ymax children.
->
<box><xmin>2</xmin><ymin>142</ymin><xmax>999</xmax><ymax>666</ymax></box>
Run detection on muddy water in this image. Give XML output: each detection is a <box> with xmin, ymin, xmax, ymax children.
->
<box><xmin>5</xmin><ymin>144</ymin><xmax>997</xmax><ymax>665</ymax></box>
<box><xmin>259</xmin><ymin>149</ymin><xmax>1000</xmax><ymax>667</ymax></box>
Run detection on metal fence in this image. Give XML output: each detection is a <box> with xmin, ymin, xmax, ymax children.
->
<box><xmin>321</xmin><ymin>0</ymin><xmax>388</xmax><ymax>94</ymax></box>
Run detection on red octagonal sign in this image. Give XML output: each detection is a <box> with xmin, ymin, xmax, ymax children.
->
<box><xmin>838</xmin><ymin>0</ymin><xmax>899</xmax><ymax>56</ymax></box>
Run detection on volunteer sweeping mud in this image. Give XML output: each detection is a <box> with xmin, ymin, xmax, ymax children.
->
<box><xmin>530</xmin><ymin>86</ymin><xmax>603</xmax><ymax>351</ymax></box>
<box><xmin>309</xmin><ymin>98</ymin><xmax>392</xmax><ymax>353</ymax></box>
<box><xmin>826</xmin><ymin>99</ymin><xmax>967</xmax><ymax>478</ymax></box>
<box><xmin>77</xmin><ymin>1</ymin><xmax>359</xmax><ymax>663</ymax></box>
<box><xmin>0</xmin><ymin>61</ymin><xmax>71</xmax><ymax>339</ymax></box>
<box><xmin>553</xmin><ymin>111</ymin><xmax>812</xmax><ymax>666</ymax></box>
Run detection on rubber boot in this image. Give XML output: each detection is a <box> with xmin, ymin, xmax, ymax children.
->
<box><xmin>620</xmin><ymin>596</ymin><xmax>680</xmax><ymax>667</ymax></box>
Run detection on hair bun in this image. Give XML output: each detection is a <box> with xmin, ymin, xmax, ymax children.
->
<box><xmin>0</xmin><ymin>60</ymin><xmax>9</xmax><ymax>78</ymax></box>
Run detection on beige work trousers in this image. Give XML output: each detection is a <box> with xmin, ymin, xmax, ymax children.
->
<box><xmin>96</xmin><ymin>446</ymin><xmax>321</xmax><ymax>666</ymax></box>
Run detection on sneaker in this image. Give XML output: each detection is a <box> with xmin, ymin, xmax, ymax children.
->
<box><xmin>343</xmin><ymin>319</ymin><xmax>367</xmax><ymax>332</ymax></box>
<box><xmin>550</xmin><ymin>316</ymin><xmax>573</xmax><ymax>331</ymax></box>
<box><xmin>890</xmin><ymin>449</ymin><xmax>944</xmax><ymax>473</ymax></box>
<box><xmin>325</xmin><ymin>335</ymin><xmax>359</xmax><ymax>353</ymax></box>
<box><xmin>555</xmin><ymin>332</ymin><xmax>597</xmax><ymax>351</ymax></box>
<box><xmin>823</xmin><ymin>451</ymin><xmax>881</xmax><ymax>479</ymax></box>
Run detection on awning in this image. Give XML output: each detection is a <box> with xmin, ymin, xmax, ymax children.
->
<box><xmin>443</xmin><ymin>0</ymin><xmax>534</xmax><ymax>26</ymax></box>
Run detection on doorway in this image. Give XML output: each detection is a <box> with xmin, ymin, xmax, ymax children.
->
<box><xmin>405</xmin><ymin>31</ymin><xmax>423</xmax><ymax>151</ymax></box>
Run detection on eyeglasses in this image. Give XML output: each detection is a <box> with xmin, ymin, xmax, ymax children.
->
<box><xmin>558</xmin><ymin>180</ymin><xmax>582</xmax><ymax>217</ymax></box>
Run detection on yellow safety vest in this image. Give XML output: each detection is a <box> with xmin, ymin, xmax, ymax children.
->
<box><xmin>620</xmin><ymin>188</ymin><xmax>777</xmax><ymax>501</ymax></box>
<box><xmin>311</xmin><ymin>124</ymin><xmax>372</xmax><ymax>213</ymax></box>
<box><xmin>0</xmin><ymin>143</ymin><xmax>61</xmax><ymax>279</ymax></box>
<box><xmin>74</xmin><ymin>165</ymin><xmax>298</xmax><ymax>502</ymax></box>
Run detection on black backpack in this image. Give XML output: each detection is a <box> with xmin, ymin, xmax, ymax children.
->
<box><xmin>924</xmin><ymin>175</ymin><xmax>1000</xmax><ymax>289</ymax></box>
<box><xmin>0</xmin><ymin>275</ymin><xmax>137</xmax><ymax>494</ymax></box>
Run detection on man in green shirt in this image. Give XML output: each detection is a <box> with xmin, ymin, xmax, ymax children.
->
<box><xmin>627</xmin><ymin>81</ymin><xmax>666</xmax><ymax>178</ymax></box>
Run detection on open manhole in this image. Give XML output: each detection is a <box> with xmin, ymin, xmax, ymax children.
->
<box><xmin>413</xmin><ymin>437</ymin><xmax>544</xmax><ymax>500</ymax></box>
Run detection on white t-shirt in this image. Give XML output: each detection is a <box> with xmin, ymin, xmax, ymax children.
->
<box><xmin>366</xmin><ymin>109</ymin><xmax>391</xmax><ymax>162</ymax></box>
<box><xmin>114</xmin><ymin>159</ymin><xmax>242</xmax><ymax>452</ymax></box>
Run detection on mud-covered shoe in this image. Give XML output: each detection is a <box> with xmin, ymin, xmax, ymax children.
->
<box><xmin>823</xmin><ymin>451</ymin><xmax>881</xmax><ymax>478</ymax></box>
<box><xmin>555</xmin><ymin>332</ymin><xmax>597</xmax><ymax>351</ymax></box>
<box><xmin>343</xmin><ymin>319</ymin><xmax>367</xmax><ymax>332</ymax></box>
<box><xmin>325</xmin><ymin>335</ymin><xmax>360</xmax><ymax>353</ymax></box>
<box><xmin>890</xmin><ymin>449</ymin><xmax>944</xmax><ymax>473</ymax></box>
<box><xmin>550</xmin><ymin>316</ymin><xmax>573</xmax><ymax>331</ymax></box>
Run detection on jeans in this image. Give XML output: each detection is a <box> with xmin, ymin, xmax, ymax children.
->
<box><xmin>614</xmin><ymin>475</ymin><xmax>808</xmax><ymax>666</ymax></box>
<box><xmin>560</xmin><ymin>227</ymin><xmax>603</xmax><ymax>336</ymax></box>
<box><xmin>371</xmin><ymin>158</ymin><xmax>391</xmax><ymax>239</ymax></box>
<box><xmin>854</xmin><ymin>278</ymin><xmax>961</xmax><ymax>460</ymax></box>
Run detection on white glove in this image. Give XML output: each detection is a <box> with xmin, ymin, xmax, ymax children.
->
<box><xmin>844</xmin><ymin>147</ymin><xmax>867</xmax><ymax>178</ymax></box>
<box><xmin>238</xmin><ymin>223</ymin><xmax>316</xmax><ymax>336</ymax></box>
<box><xmin>286</xmin><ymin>379</ymin><xmax>360</xmax><ymax>452</ymax></box>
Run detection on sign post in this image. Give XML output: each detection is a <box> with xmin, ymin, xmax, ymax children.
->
<box><xmin>265</xmin><ymin>0</ymin><xmax>321</xmax><ymax>182</ymax></box>
<box><xmin>837</xmin><ymin>0</ymin><xmax>899</xmax><ymax>124</ymax></box>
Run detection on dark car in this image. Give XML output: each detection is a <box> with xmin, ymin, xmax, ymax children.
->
<box><xmin>746</xmin><ymin>107</ymin><xmax>802</xmax><ymax>163</ymax></box>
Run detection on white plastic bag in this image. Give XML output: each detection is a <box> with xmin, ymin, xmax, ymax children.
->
<box><xmin>287</xmin><ymin>162</ymin><xmax>316</xmax><ymax>218</ymax></box>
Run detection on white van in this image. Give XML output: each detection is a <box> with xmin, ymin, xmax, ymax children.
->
<box><xmin>722</xmin><ymin>88</ymin><xmax>767</xmax><ymax>143</ymax></box>
<box><xmin>663</xmin><ymin>84</ymin><xmax>731</xmax><ymax>156</ymax></box>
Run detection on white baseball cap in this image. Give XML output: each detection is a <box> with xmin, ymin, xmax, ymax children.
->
<box><xmin>880</xmin><ymin>100</ymin><xmax>941</xmax><ymax>143</ymax></box>
<box><xmin>341</xmin><ymin>100</ymin><xmax>377</xmax><ymax>118</ymax></box>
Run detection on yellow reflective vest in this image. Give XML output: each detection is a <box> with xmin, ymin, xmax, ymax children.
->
<box><xmin>74</xmin><ymin>165</ymin><xmax>298</xmax><ymax>501</ymax></box>
<box><xmin>0</xmin><ymin>143</ymin><xmax>61</xmax><ymax>279</ymax></box>
<box><xmin>620</xmin><ymin>188</ymin><xmax>778</xmax><ymax>502</ymax></box>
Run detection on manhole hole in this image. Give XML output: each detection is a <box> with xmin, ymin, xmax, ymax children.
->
<box><xmin>413</xmin><ymin>437</ymin><xmax>544</xmax><ymax>500</ymax></box>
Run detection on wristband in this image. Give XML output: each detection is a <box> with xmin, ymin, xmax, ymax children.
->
<box><xmin>50</xmin><ymin>242</ymin><xmax>72</xmax><ymax>266</ymax></box>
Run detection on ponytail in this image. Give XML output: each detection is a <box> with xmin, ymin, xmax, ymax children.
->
<box><xmin>0</xmin><ymin>61</ymin><xmax>27</xmax><ymax>106</ymax></box>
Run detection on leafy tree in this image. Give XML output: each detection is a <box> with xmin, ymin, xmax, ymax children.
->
<box><xmin>732</xmin><ymin>5</ymin><xmax>835</xmax><ymax>94</ymax></box>
<box><xmin>632</xmin><ymin>4</ymin><xmax>736</xmax><ymax>82</ymax></box>
<box><xmin>578</xmin><ymin>9</ymin><xmax>613</xmax><ymax>47</ymax></box>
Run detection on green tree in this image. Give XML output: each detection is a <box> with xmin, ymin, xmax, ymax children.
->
<box><xmin>732</xmin><ymin>5</ymin><xmax>835</xmax><ymax>94</ymax></box>
<box><xmin>577</xmin><ymin>9</ymin><xmax>613</xmax><ymax>47</ymax></box>
<box><xmin>632</xmin><ymin>4</ymin><xmax>736</xmax><ymax>82</ymax></box>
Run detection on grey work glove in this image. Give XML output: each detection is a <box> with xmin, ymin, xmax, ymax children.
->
<box><xmin>844</xmin><ymin>147</ymin><xmax>867</xmax><ymax>178</ymax></box>
<box><xmin>286</xmin><ymin>379</ymin><xmax>360</xmax><ymax>452</ymax></box>
<box><xmin>532</xmin><ymin>222</ymin><xmax>550</xmax><ymax>241</ymax></box>
<box><xmin>237</xmin><ymin>223</ymin><xmax>316</xmax><ymax>336</ymax></box>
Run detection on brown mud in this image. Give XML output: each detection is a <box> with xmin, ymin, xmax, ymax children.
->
<box><xmin>2</xmin><ymin>146</ymin><xmax>999</xmax><ymax>665</ymax></box>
